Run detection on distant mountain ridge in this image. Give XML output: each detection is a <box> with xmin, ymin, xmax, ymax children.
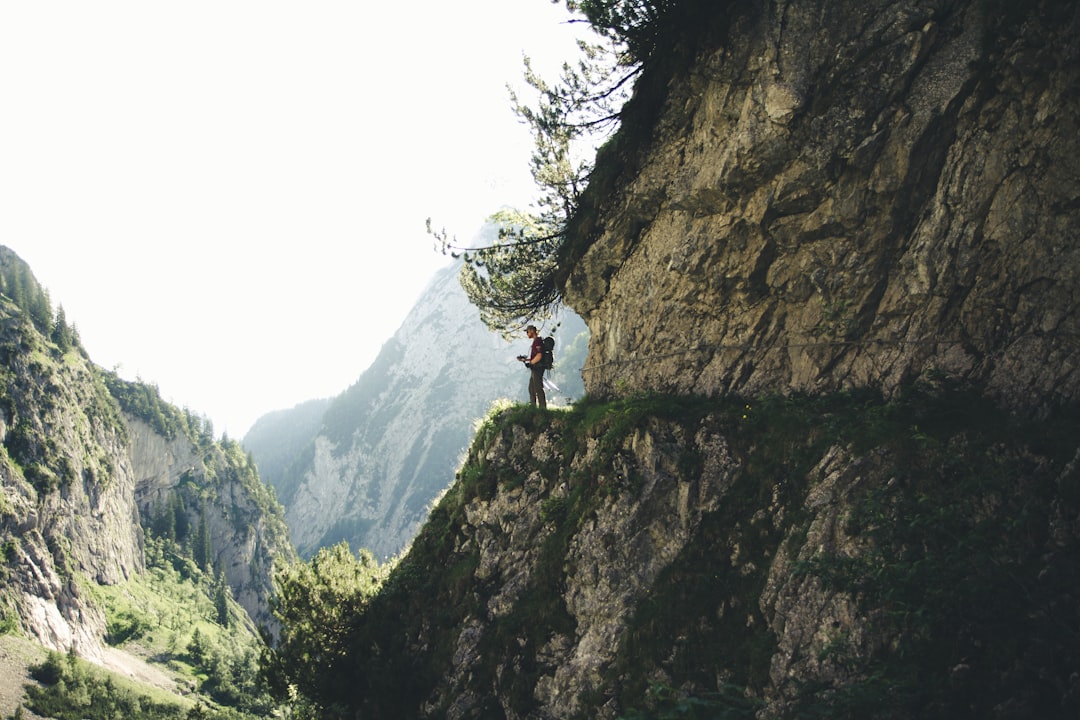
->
<box><xmin>244</xmin><ymin>262</ymin><xmax>587</xmax><ymax>559</ymax></box>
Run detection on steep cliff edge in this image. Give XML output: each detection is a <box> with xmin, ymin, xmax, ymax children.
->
<box><xmin>0</xmin><ymin>296</ymin><xmax>140</xmax><ymax>662</ymax></box>
<box><xmin>342</xmin><ymin>392</ymin><xmax>1080</xmax><ymax>718</ymax></box>
<box><xmin>564</xmin><ymin>0</ymin><xmax>1079</xmax><ymax>410</ymax></box>
<box><xmin>273</xmin><ymin>2</ymin><xmax>1080</xmax><ymax>718</ymax></box>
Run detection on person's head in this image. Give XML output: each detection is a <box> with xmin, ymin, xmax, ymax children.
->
<box><xmin>526</xmin><ymin>325</ymin><xmax>538</xmax><ymax>338</ymax></box>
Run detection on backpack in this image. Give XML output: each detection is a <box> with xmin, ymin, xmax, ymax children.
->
<box><xmin>541</xmin><ymin>336</ymin><xmax>555</xmax><ymax>370</ymax></box>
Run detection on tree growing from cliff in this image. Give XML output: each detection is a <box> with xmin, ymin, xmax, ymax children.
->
<box><xmin>0</xmin><ymin>253</ymin><xmax>53</xmax><ymax>335</ymax></box>
<box><xmin>51</xmin><ymin>304</ymin><xmax>74</xmax><ymax>352</ymax></box>
<box><xmin>431</xmin><ymin>2</ymin><xmax>648</xmax><ymax>334</ymax></box>
<box><xmin>565</xmin><ymin>0</ymin><xmax>706</xmax><ymax>63</ymax></box>
<box><xmin>194</xmin><ymin>508</ymin><xmax>212</xmax><ymax>573</ymax></box>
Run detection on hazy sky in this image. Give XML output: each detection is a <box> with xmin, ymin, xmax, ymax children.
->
<box><xmin>2</xmin><ymin>1</ymin><xmax>588</xmax><ymax>438</ymax></box>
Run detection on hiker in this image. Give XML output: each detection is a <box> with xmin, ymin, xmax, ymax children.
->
<box><xmin>517</xmin><ymin>325</ymin><xmax>547</xmax><ymax>409</ymax></box>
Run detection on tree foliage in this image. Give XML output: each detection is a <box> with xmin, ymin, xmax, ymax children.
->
<box><xmin>103</xmin><ymin>371</ymin><xmax>195</xmax><ymax>442</ymax></box>
<box><xmin>566</xmin><ymin>0</ymin><xmax>693</xmax><ymax>63</ymax></box>
<box><xmin>430</xmin><ymin>1</ymin><xmax>653</xmax><ymax>335</ymax></box>
<box><xmin>260</xmin><ymin>542</ymin><xmax>390</xmax><ymax>716</ymax></box>
<box><xmin>438</xmin><ymin>211</ymin><xmax>562</xmax><ymax>337</ymax></box>
<box><xmin>0</xmin><ymin>256</ymin><xmax>52</xmax><ymax>335</ymax></box>
<box><xmin>0</xmin><ymin>249</ymin><xmax>83</xmax><ymax>353</ymax></box>
<box><xmin>25</xmin><ymin>650</ymin><xmax>192</xmax><ymax>720</ymax></box>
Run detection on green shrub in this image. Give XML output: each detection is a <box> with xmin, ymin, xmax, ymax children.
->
<box><xmin>27</xmin><ymin>650</ymin><xmax>188</xmax><ymax>720</ymax></box>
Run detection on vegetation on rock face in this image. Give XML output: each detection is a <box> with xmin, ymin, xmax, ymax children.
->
<box><xmin>261</xmin><ymin>385</ymin><xmax>1080</xmax><ymax>719</ymax></box>
<box><xmin>566</xmin><ymin>0</ymin><xmax>722</xmax><ymax>64</ymax></box>
<box><xmin>0</xmin><ymin>247</ymin><xmax>295</xmax><ymax>717</ymax></box>
<box><xmin>24</xmin><ymin>534</ymin><xmax>276</xmax><ymax>720</ymax></box>
<box><xmin>23</xmin><ymin>650</ymin><xmax>193</xmax><ymax>720</ymax></box>
<box><xmin>104</xmin><ymin>370</ymin><xmax>215</xmax><ymax>443</ymax></box>
<box><xmin>111</xmin><ymin>368</ymin><xmax>293</xmax><ymax>580</ymax></box>
<box><xmin>433</xmin><ymin>1</ymin><xmax>733</xmax><ymax>335</ymax></box>
<box><xmin>260</xmin><ymin>542</ymin><xmax>391</xmax><ymax>719</ymax></box>
<box><xmin>0</xmin><ymin>301</ymin><xmax>120</xmax><ymax>496</ymax></box>
<box><xmin>0</xmin><ymin>247</ymin><xmax>78</xmax><ymax>344</ymax></box>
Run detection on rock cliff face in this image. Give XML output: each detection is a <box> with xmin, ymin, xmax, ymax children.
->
<box><xmin>0</xmin><ymin>251</ymin><xmax>293</xmax><ymax>656</ymax></box>
<box><xmin>126</xmin><ymin>416</ymin><xmax>292</xmax><ymax>630</ymax></box>
<box><xmin>0</xmin><ymin>296</ymin><xmax>140</xmax><ymax>661</ymax></box>
<box><xmin>248</xmin><ymin>262</ymin><xmax>588</xmax><ymax>560</ymax></box>
<box><xmin>353</xmin><ymin>392</ymin><xmax>1080</xmax><ymax>718</ymax></box>
<box><xmin>310</xmin><ymin>2</ymin><xmax>1080</xmax><ymax>718</ymax></box>
<box><xmin>565</xmin><ymin>0</ymin><xmax>1080</xmax><ymax>411</ymax></box>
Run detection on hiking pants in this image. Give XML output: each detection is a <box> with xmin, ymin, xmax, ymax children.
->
<box><xmin>529</xmin><ymin>367</ymin><xmax>547</xmax><ymax>409</ymax></box>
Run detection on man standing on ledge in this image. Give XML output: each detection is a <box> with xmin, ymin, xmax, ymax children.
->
<box><xmin>517</xmin><ymin>325</ymin><xmax>547</xmax><ymax>409</ymax></box>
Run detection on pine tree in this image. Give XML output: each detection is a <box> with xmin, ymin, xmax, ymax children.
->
<box><xmin>429</xmin><ymin>3</ymin><xmax>637</xmax><ymax>335</ymax></box>
<box><xmin>214</xmin><ymin>571</ymin><xmax>231</xmax><ymax>628</ymax></box>
<box><xmin>153</xmin><ymin>498</ymin><xmax>176</xmax><ymax>541</ymax></box>
<box><xmin>27</xmin><ymin>279</ymin><xmax>52</xmax><ymax>336</ymax></box>
<box><xmin>51</xmin><ymin>305</ymin><xmax>72</xmax><ymax>352</ymax></box>
<box><xmin>172</xmin><ymin>492</ymin><xmax>191</xmax><ymax>542</ymax></box>
<box><xmin>194</xmin><ymin>509</ymin><xmax>212</xmax><ymax>573</ymax></box>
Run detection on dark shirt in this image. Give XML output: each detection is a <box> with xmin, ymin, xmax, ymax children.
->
<box><xmin>530</xmin><ymin>336</ymin><xmax>544</xmax><ymax>365</ymax></box>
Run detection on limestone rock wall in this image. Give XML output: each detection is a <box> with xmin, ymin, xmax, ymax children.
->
<box><xmin>0</xmin><ymin>285</ymin><xmax>292</xmax><ymax>652</ymax></box>
<box><xmin>565</xmin><ymin>0</ymin><xmax>1080</xmax><ymax>410</ymax></box>
<box><xmin>127</xmin><ymin>416</ymin><xmax>292</xmax><ymax>629</ymax></box>
<box><xmin>0</xmin><ymin>301</ymin><xmax>140</xmax><ymax>660</ymax></box>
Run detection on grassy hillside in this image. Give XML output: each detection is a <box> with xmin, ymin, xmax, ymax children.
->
<box><xmin>4</xmin><ymin>535</ymin><xmax>277</xmax><ymax>719</ymax></box>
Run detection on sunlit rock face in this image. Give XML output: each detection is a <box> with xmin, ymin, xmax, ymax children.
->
<box><xmin>127</xmin><ymin>417</ymin><xmax>290</xmax><ymax>630</ymax></box>
<box><xmin>0</xmin><ymin>297</ymin><xmax>140</xmax><ymax>659</ymax></box>
<box><xmin>0</xmin><ymin>246</ymin><xmax>293</xmax><ymax>652</ymax></box>
<box><xmin>565</xmin><ymin>0</ymin><xmax>1080</xmax><ymax>411</ymax></box>
<box><xmin>271</xmin><ymin>265</ymin><xmax>539</xmax><ymax>560</ymax></box>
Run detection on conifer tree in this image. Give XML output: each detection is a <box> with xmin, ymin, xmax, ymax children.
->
<box><xmin>153</xmin><ymin>498</ymin><xmax>176</xmax><ymax>541</ymax></box>
<box><xmin>28</xmin><ymin>280</ymin><xmax>52</xmax><ymax>336</ymax></box>
<box><xmin>51</xmin><ymin>305</ymin><xmax>72</xmax><ymax>352</ymax></box>
<box><xmin>172</xmin><ymin>492</ymin><xmax>191</xmax><ymax>543</ymax></box>
<box><xmin>430</xmin><ymin>2</ymin><xmax>642</xmax><ymax>334</ymax></box>
<box><xmin>194</xmin><ymin>509</ymin><xmax>212</xmax><ymax>573</ymax></box>
<box><xmin>214</xmin><ymin>571</ymin><xmax>231</xmax><ymax>628</ymax></box>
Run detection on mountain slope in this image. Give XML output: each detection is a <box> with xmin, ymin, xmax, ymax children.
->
<box><xmin>247</xmin><ymin>262</ymin><xmax>588</xmax><ymax>559</ymax></box>
<box><xmin>0</xmin><ymin>246</ymin><xmax>295</xmax><ymax>716</ymax></box>
<box><xmin>242</xmin><ymin>398</ymin><xmax>330</xmax><ymax>503</ymax></box>
<box><xmin>335</xmin><ymin>392</ymin><xmax>1080</xmax><ymax>718</ymax></box>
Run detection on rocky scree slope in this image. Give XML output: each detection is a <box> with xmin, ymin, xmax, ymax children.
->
<box><xmin>564</xmin><ymin>0</ymin><xmax>1080</xmax><ymax>411</ymax></box>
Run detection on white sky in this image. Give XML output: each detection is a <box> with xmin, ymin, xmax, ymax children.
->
<box><xmin>1</xmin><ymin>1</ymin><xmax>589</xmax><ymax>438</ymax></box>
